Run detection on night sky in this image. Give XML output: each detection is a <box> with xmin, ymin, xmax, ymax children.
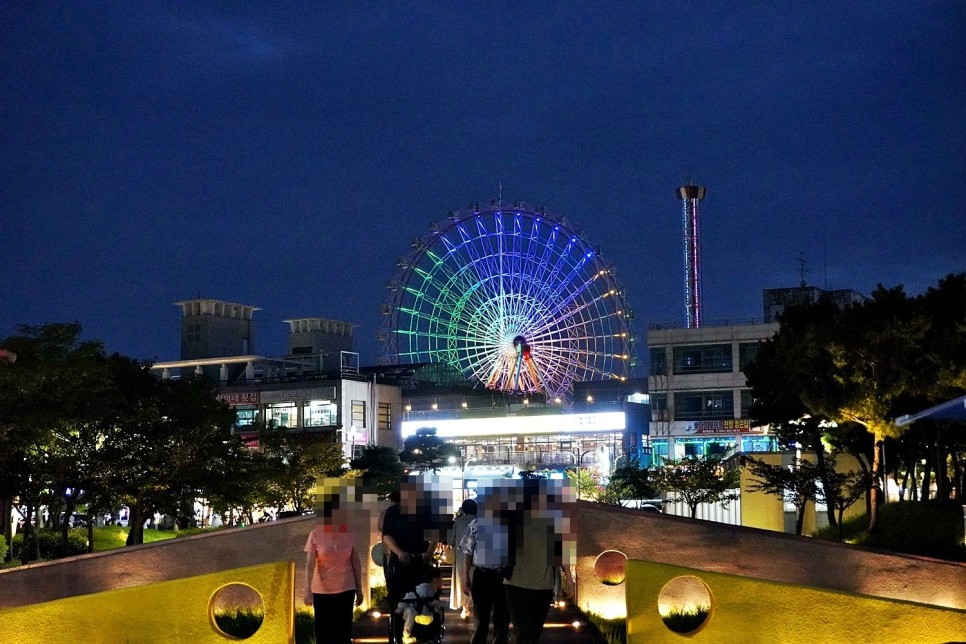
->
<box><xmin>2</xmin><ymin>3</ymin><xmax>964</xmax><ymax>369</ymax></box>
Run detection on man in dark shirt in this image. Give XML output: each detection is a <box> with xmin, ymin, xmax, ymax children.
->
<box><xmin>381</xmin><ymin>481</ymin><xmax>432</xmax><ymax>607</ymax></box>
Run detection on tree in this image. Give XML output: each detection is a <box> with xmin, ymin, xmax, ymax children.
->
<box><xmin>815</xmin><ymin>457</ymin><xmax>867</xmax><ymax>541</ymax></box>
<box><xmin>103</xmin><ymin>356</ymin><xmax>252</xmax><ymax>544</ymax></box>
<box><xmin>0</xmin><ymin>323</ymin><xmax>110</xmax><ymax>561</ymax></box>
<box><xmin>745</xmin><ymin>274</ymin><xmax>966</xmax><ymax>532</ymax></box>
<box><xmin>258</xmin><ymin>426</ymin><xmax>346</xmax><ymax>514</ymax></box>
<box><xmin>600</xmin><ymin>465</ymin><xmax>660</xmax><ymax>507</ymax></box>
<box><xmin>745</xmin><ymin>456</ymin><xmax>822</xmax><ymax>535</ymax></box>
<box><xmin>565</xmin><ymin>467</ymin><xmax>602</xmax><ymax>501</ymax></box>
<box><xmin>744</xmin><ymin>297</ymin><xmax>854</xmax><ymax>532</ymax></box>
<box><xmin>654</xmin><ymin>457</ymin><xmax>740</xmax><ymax>519</ymax></box>
<box><xmin>349</xmin><ymin>445</ymin><xmax>405</xmax><ymax>497</ymax></box>
<box><xmin>399</xmin><ymin>428</ymin><xmax>460</xmax><ymax>472</ymax></box>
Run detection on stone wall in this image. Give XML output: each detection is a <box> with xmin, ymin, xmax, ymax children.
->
<box><xmin>3</xmin><ymin>500</ymin><xmax>963</xmax><ymax>619</ymax></box>
<box><xmin>0</xmin><ymin>516</ymin><xmax>385</xmax><ymax>610</ymax></box>
<box><xmin>575</xmin><ymin>501</ymin><xmax>966</xmax><ymax>617</ymax></box>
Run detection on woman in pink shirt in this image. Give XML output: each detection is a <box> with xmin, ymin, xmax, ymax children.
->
<box><xmin>304</xmin><ymin>497</ymin><xmax>364</xmax><ymax>644</ymax></box>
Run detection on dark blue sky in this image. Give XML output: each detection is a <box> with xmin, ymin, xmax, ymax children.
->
<box><xmin>2</xmin><ymin>3</ymin><xmax>964</xmax><ymax>368</ymax></box>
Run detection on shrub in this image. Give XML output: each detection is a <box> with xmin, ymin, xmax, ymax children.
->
<box><xmin>369</xmin><ymin>584</ymin><xmax>388</xmax><ymax>608</ymax></box>
<box><xmin>0</xmin><ymin>534</ymin><xmax>7</xmax><ymax>562</ymax></box>
<box><xmin>864</xmin><ymin>501</ymin><xmax>965</xmax><ymax>561</ymax></box>
<box><xmin>815</xmin><ymin>501</ymin><xmax>965</xmax><ymax>561</ymax></box>
<box><xmin>11</xmin><ymin>529</ymin><xmax>88</xmax><ymax>561</ymax></box>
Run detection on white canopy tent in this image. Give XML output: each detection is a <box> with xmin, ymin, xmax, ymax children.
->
<box><xmin>895</xmin><ymin>394</ymin><xmax>966</xmax><ymax>426</ymax></box>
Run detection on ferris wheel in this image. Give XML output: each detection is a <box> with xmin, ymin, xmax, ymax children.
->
<box><xmin>379</xmin><ymin>203</ymin><xmax>634</xmax><ymax>400</ymax></box>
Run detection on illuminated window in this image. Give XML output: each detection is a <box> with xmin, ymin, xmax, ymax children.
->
<box><xmin>377</xmin><ymin>402</ymin><xmax>391</xmax><ymax>431</ymax></box>
<box><xmin>351</xmin><ymin>400</ymin><xmax>366</xmax><ymax>427</ymax></box>
<box><xmin>266</xmin><ymin>402</ymin><xmax>298</xmax><ymax>428</ymax></box>
<box><xmin>304</xmin><ymin>400</ymin><xmax>337</xmax><ymax>427</ymax></box>
<box><xmin>234</xmin><ymin>406</ymin><xmax>259</xmax><ymax>428</ymax></box>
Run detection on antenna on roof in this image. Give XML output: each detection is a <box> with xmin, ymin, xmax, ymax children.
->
<box><xmin>822</xmin><ymin>233</ymin><xmax>828</xmax><ymax>290</ymax></box>
<box><xmin>796</xmin><ymin>251</ymin><xmax>810</xmax><ymax>288</ymax></box>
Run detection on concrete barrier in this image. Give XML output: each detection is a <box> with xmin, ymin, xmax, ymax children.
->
<box><xmin>575</xmin><ymin>501</ymin><xmax>966</xmax><ymax>618</ymax></box>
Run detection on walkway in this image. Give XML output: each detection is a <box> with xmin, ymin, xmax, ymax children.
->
<box><xmin>352</xmin><ymin>564</ymin><xmax>605</xmax><ymax>644</ymax></box>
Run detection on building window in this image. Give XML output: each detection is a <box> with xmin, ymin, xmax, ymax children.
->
<box><xmin>353</xmin><ymin>444</ymin><xmax>366</xmax><ymax>460</ymax></box>
<box><xmin>740</xmin><ymin>390</ymin><xmax>754</xmax><ymax>419</ymax></box>
<box><xmin>266</xmin><ymin>402</ymin><xmax>298</xmax><ymax>428</ymax></box>
<box><xmin>674</xmin><ymin>390</ymin><xmax>734</xmax><ymax>420</ymax></box>
<box><xmin>672</xmin><ymin>344</ymin><xmax>733</xmax><ymax>374</ymax></box>
<box><xmin>378</xmin><ymin>402</ymin><xmax>391</xmax><ymax>431</ymax></box>
<box><xmin>649</xmin><ymin>348</ymin><xmax>668</xmax><ymax>376</ymax></box>
<box><xmin>351</xmin><ymin>400</ymin><xmax>366</xmax><ymax>427</ymax></box>
<box><xmin>738</xmin><ymin>342</ymin><xmax>761</xmax><ymax>371</ymax></box>
<box><xmin>234</xmin><ymin>406</ymin><xmax>259</xmax><ymax>428</ymax></box>
<box><xmin>650</xmin><ymin>393</ymin><xmax>669</xmax><ymax>421</ymax></box>
<box><xmin>304</xmin><ymin>400</ymin><xmax>338</xmax><ymax>427</ymax></box>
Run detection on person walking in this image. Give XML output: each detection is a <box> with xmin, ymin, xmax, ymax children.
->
<box><xmin>449</xmin><ymin>498</ymin><xmax>477</xmax><ymax>618</ymax></box>
<box><xmin>304</xmin><ymin>494</ymin><xmax>364</xmax><ymax>644</ymax></box>
<box><xmin>381</xmin><ymin>479</ymin><xmax>433</xmax><ymax>608</ymax></box>
<box><xmin>503</xmin><ymin>478</ymin><xmax>574</xmax><ymax>644</ymax></box>
<box><xmin>460</xmin><ymin>496</ymin><xmax>510</xmax><ymax>644</ymax></box>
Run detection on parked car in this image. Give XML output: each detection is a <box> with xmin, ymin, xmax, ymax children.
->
<box><xmin>68</xmin><ymin>513</ymin><xmax>89</xmax><ymax>528</ymax></box>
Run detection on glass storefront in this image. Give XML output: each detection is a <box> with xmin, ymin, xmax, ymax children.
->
<box><xmin>266</xmin><ymin>402</ymin><xmax>298</xmax><ymax>428</ymax></box>
<box><xmin>741</xmin><ymin>435</ymin><xmax>777</xmax><ymax>452</ymax></box>
<box><xmin>672</xmin><ymin>436</ymin><xmax>737</xmax><ymax>459</ymax></box>
<box><xmin>449</xmin><ymin>432</ymin><xmax>625</xmax><ymax>471</ymax></box>
<box><xmin>304</xmin><ymin>400</ymin><xmax>337</xmax><ymax>427</ymax></box>
<box><xmin>235</xmin><ymin>406</ymin><xmax>259</xmax><ymax>428</ymax></box>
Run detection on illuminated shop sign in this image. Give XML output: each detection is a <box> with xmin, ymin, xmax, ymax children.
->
<box><xmin>260</xmin><ymin>387</ymin><xmax>335</xmax><ymax>404</ymax></box>
<box><xmin>238</xmin><ymin>433</ymin><xmax>260</xmax><ymax>449</ymax></box>
<box><xmin>217</xmin><ymin>391</ymin><xmax>259</xmax><ymax>405</ymax></box>
<box><xmin>685</xmin><ymin>419</ymin><xmax>761</xmax><ymax>434</ymax></box>
<box><xmin>400</xmin><ymin>411</ymin><xmax>626</xmax><ymax>440</ymax></box>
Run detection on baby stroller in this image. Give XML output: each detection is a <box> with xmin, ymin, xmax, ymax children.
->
<box><xmin>389</xmin><ymin>580</ymin><xmax>445</xmax><ymax>644</ymax></box>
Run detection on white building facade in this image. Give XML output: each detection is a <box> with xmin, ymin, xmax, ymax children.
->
<box><xmin>647</xmin><ymin>320</ymin><xmax>780</xmax><ymax>461</ymax></box>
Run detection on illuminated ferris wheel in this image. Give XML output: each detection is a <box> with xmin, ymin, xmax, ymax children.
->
<box><xmin>379</xmin><ymin>203</ymin><xmax>634</xmax><ymax>400</ymax></box>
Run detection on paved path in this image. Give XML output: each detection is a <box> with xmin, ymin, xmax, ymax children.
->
<box><xmin>352</xmin><ymin>565</ymin><xmax>606</xmax><ymax>644</ymax></box>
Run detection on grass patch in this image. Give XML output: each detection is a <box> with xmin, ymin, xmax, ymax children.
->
<box><xmin>295</xmin><ymin>608</ymin><xmax>316</xmax><ymax>644</ymax></box>
<box><xmin>661</xmin><ymin>606</ymin><xmax>710</xmax><ymax>634</ymax></box>
<box><xmin>214</xmin><ymin>608</ymin><xmax>263</xmax><ymax>639</ymax></box>
<box><xmin>815</xmin><ymin>501</ymin><xmax>965</xmax><ymax>561</ymax></box>
<box><xmin>585</xmin><ymin>611</ymin><xmax>626</xmax><ymax>644</ymax></box>
<box><xmin>90</xmin><ymin>526</ymin><xmax>179</xmax><ymax>551</ymax></box>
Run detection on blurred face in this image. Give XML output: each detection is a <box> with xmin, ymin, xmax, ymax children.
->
<box><xmin>400</xmin><ymin>484</ymin><xmax>419</xmax><ymax>514</ymax></box>
<box><xmin>317</xmin><ymin>498</ymin><xmax>347</xmax><ymax>525</ymax></box>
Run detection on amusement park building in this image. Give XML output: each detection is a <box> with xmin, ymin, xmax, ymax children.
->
<box><xmin>152</xmin><ymin>299</ymin><xmax>401</xmax><ymax>459</ymax></box>
<box><xmin>153</xmin><ymin>299</ymin><xmax>645</xmax><ymax>470</ymax></box>
<box><xmin>391</xmin><ymin>371</ymin><xmax>650</xmax><ymax>472</ymax></box>
<box><xmin>646</xmin><ymin>285</ymin><xmax>866</xmax><ymax>461</ymax></box>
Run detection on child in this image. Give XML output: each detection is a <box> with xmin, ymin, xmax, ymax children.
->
<box><xmin>396</xmin><ymin>568</ymin><xmax>442</xmax><ymax>644</ymax></box>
